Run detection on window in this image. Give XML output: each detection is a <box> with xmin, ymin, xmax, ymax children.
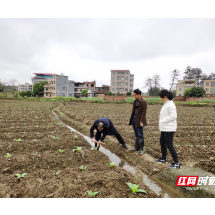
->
<box><xmin>46</xmin><ymin>93</ymin><xmax>48</xmax><ymax>96</ymax></box>
<box><xmin>179</xmin><ymin>88</ymin><xmax>182</xmax><ymax>91</ymax></box>
<box><xmin>125</xmin><ymin>88</ymin><xmax>128</xmax><ymax>91</ymax></box>
<box><xmin>179</xmin><ymin>94</ymin><xmax>182</xmax><ymax>96</ymax></box>
<box><xmin>117</xmin><ymin>82</ymin><xmax>124</xmax><ymax>86</ymax></box>
<box><xmin>184</xmin><ymin>87</ymin><xmax>191</xmax><ymax>90</ymax></box>
<box><xmin>54</xmin><ymin>87</ymin><xmax>55</xmax><ymax>90</ymax></box>
<box><xmin>206</xmin><ymin>82</ymin><xmax>209</xmax><ymax>86</ymax></box>
<box><xmin>63</xmin><ymin>87</ymin><xmax>65</xmax><ymax>91</ymax></box>
<box><xmin>103</xmin><ymin>88</ymin><xmax>106</xmax><ymax>91</ymax></box>
<box><xmin>117</xmin><ymin>71</ymin><xmax>124</xmax><ymax>75</ymax></box>
<box><xmin>206</xmin><ymin>88</ymin><xmax>209</xmax><ymax>92</ymax></box>
<box><xmin>130</xmin><ymin>79</ymin><xmax>133</xmax><ymax>82</ymax></box>
<box><xmin>54</xmin><ymin>81</ymin><xmax>55</xmax><ymax>84</ymax></box>
<box><xmin>112</xmin><ymin>71</ymin><xmax>115</xmax><ymax>74</ymax></box>
<box><xmin>112</xmin><ymin>82</ymin><xmax>115</xmax><ymax>85</ymax></box>
<box><xmin>117</xmin><ymin>88</ymin><xmax>124</xmax><ymax>92</ymax></box>
<box><xmin>125</xmin><ymin>71</ymin><xmax>128</xmax><ymax>74</ymax></box>
<box><xmin>46</xmin><ymin>88</ymin><xmax>48</xmax><ymax>91</ymax></box>
<box><xmin>112</xmin><ymin>88</ymin><xmax>115</xmax><ymax>91</ymax></box>
<box><xmin>112</xmin><ymin>77</ymin><xmax>115</xmax><ymax>80</ymax></box>
<box><xmin>117</xmin><ymin>76</ymin><xmax>124</xmax><ymax>80</ymax></box>
<box><xmin>211</xmin><ymin>82</ymin><xmax>215</xmax><ymax>87</ymax></box>
<box><xmin>125</xmin><ymin>77</ymin><xmax>128</xmax><ymax>80</ymax></box>
<box><xmin>210</xmin><ymin>88</ymin><xmax>215</xmax><ymax>93</ymax></box>
<box><xmin>75</xmin><ymin>89</ymin><xmax>77</xmax><ymax>92</ymax></box>
<box><xmin>91</xmin><ymin>84</ymin><xmax>94</xmax><ymax>87</ymax></box>
<box><xmin>125</xmin><ymin>82</ymin><xmax>128</xmax><ymax>85</ymax></box>
<box><xmin>130</xmin><ymin>84</ymin><xmax>133</xmax><ymax>87</ymax></box>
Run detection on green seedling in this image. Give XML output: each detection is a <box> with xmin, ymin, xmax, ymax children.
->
<box><xmin>42</xmin><ymin>119</ymin><xmax>46</xmax><ymax>122</ymax></box>
<box><xmin>22</xmin><ymin>132</ymin><xmax>26</xmax><ymax>134</ymax></box>
<box><xmin>130</xmin><ymin>131</ymin><xmax>134</xmax><ymax>133</ymax></box>
<box><xmin>79</xmin><ymin>165</ymin><xmax>87</xmax><ymax>171</ymax></box>
<box><xmin>10</xmin><ymin>127</ymin><xmax>13</xmax><ymax>129</ymax></box>
<box><xmin>73</xmin><ymin>147</ymin><xmax>82</xmax><ymax>152</ymax></box>
<box><xmin>127</xmin><ymin>182</ymin><xmax>147</xmax><ymax>195</ymax></box>
<box><xmin>33</xmin><ymin>139</ymin><xmax>37</xmax><ymax>142</ymax></box>
<box><xmin>52</xmin><ymin>136</ymin><xmax>58</xmax><ymax>140</ymax></box>
<box><xmin>48</xmin><ymin>125</ymin><xmax>52</xmax><ymax>127</ymax></box>
<box><xmin>59</xmin><ymin>149</ymin><xmax>64</xmax><ymax>153</ymax></box>
<box><xmin>53</xmin><ymin>171</ymin><xmax>61</xmax><ymax>175</ymax></box>
<box><xmin>203</xmin><ymin>145</ymin><xmax>207</xmax><ymax>148</ymax></box>
<box><xmin>110</xmin><ymin>162</ymin><xmax>115</xmax><ymax>167</ymax></box>
<box><xmin>75</xmin><ymin>135</ymin><xmax>78</xmax><ymax>140</ymax></box>
<box><xmin>6</xmin><ymin>133</ymin><xmax>11</xmax><ymax>135</ymax></box>
<box><xmin>36</xmin><ymin>125</ymin><xmax>39</xmax><ymax>128</ymax></box>
<box><xmin>15</xmin><ymin>173</ymin><xmax>27</xmax><ymax>178</ymax></box>
<box><xmin>57</xmin><ymin>122</ymin><xmax>62</xmax><ymax>125</ymax></box>
<box><xmin>35</xmin><ymin>116</ymin><xmax>39</xmax><ymax>119</ymax></box>
<box><xmin>14</xmin><ymin>139</ymin><xmax>21</xmax><ymax>142</ymax></box>
<box><xmin>33</xmin><ymin>152</ymin><xmax>38</xmax><ymax>155</ymax></box>
<box><xmin>4</xmin><ymin>153</ymin><xmax>12</xmax><ymax>158</ymax></box>
<box><xmin>87</xmin><ymin>191</ymin><xmax>98</xmax><ymax>197</ymax></box>
<box><xmin>35</xmin><ymin>132</ymin><xmax>39</xmax><ymax>134</ymax></box>
<box><xmin>94</xmin><ymin>147</ymin><xmax>98</xmax><ymax>151</ymax></box>
<box><xmin>69</xmin><ymin>130</ymin><xmax>73</xmax><ymax>133</ymax></box>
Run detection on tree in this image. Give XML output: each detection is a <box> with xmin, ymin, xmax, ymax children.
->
<box><xmin>26</xmin><ymin>91</ymin><xmax>32</xmax><ymax>97</ymax></box>
<box><xmin>183</xmin><ymin>66</ymin><xmax>195</xmax><ymax>79</ymax></box>
<box><xmin>184</xmin><ymin>87</ymin><xmax>205</xmax><ymax>98</ymax></box>
<box><xmin>147</xmin><ymin>87</ymin><xmax>160</xmax><ymax>97</ymax></box>
<box><xmin>33</xmin><ymin>81</ymin><xmax>48</xmax><ymax>95</ymax></box>
<box><xmin>126</xmin><ymin>91</ymin><xmax>131</xmax><ymax>96</ymax></box>
<box><xmin>108</xmin><ymin>91</ymin><xmax>113</xmax><ymax>95</ymax></box>
<box><xmin>117</xmin><ymin>91</ymin><xmax>120</xmax><ymax>96</ymax></box>
<box><xmin>19</xmin><ymin>91</ymin><xmax>26</xmax><ymax>97</ymax></box>
<box><xmin>184</xmin><ymin>88</ymin><xmax>192</xmax><ymax>98</ymax></box>
<box><xmin>143</xmin><ymin>77</ymin><xmax>153</xmax><ymax>96</ymax></box>
<box><xmin>190</xmin><ymin>87</ymin><xmax>205</xmax><ymax>98</ymax></box>
<box><xmin>152</xmin><ymin>74</ymin><xmax>161</xmax><ymax>96</ymax></box>
<box><xmin>192</xmin><ymin>68</ymin><xmax>202</xmax><ymax>86</ymax></box>
<box><xmin>169</xmin><ymin>69</ymin><xmax>180</xmax><ymax>92</ymax></box>
<box><xmin>82</xmin><ymin>89</ymin><xmax>88</xmax><ymax>97</ymax></box>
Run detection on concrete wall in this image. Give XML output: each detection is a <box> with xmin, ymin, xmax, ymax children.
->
<box><xmin>186</xmin><ymin>97</ymin><xmax>199</xmax><ymax>102</ymax></box>
<box><xmin>68</xmin><ymin>82</ymin><xmax>74</xmax><ymax>97</ymax></box>
<box><xmin>56</xmin><ymin>76</ymin><xmax>68</xmax><ymax>97</ymax></box>
<box><xmin>95</xmin><ymin>95</ymin><xmax>154</xmax><ymax>101</ymax></box>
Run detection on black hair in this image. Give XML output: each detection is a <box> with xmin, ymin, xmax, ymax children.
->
<box><xmin>97</xmin><ymin>122</ymin><xmax>105</xmax><ymax>128</ymax></box>
<box><xmin>159</xmin><ymin>90</ymin><xmax>173</xmax><ymax>100</ymax></box>
<box><xmin>133</xmin><ymin>89</ymin><xmax>141</xmax><ymax>95</ymax></box>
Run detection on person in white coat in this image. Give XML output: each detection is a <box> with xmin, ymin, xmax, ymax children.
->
<box><xmin>155</xmin><ymin>90</ymin><xmax>181</xmax><ymax>169</ymax></box>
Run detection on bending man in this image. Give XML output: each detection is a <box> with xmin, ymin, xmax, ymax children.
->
<box><xmin>90</xmin><ymin>117</ymin><xmax>128</xmax><ymax>150</ymax></box>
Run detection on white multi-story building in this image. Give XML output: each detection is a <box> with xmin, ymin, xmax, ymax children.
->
<box><xmin>18</xmin><ymin>83</ymin><xmax>33</xmax><ymax>92</ymax></box>
<box><xmin>110</xmin><ymin>70</ymin><xmax>134</xmax><ymax>95</ymax></box>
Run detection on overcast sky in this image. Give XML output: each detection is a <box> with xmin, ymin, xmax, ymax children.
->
<box><xmin>0</xmin><ymin>18</ymin><xmax>215</xmax><ymax>91</ymax></box>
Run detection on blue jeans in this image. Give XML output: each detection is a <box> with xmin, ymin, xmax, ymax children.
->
<box><xmin>132</xmin><ymin>116</ymin><xmax>144</xmax><ymax>140</ymax></box>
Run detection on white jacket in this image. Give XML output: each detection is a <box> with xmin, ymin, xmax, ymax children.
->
<box><xmin>159</xmin><ymin>100</ymin><xmax>177</xmax><ymax>132</ymax></box>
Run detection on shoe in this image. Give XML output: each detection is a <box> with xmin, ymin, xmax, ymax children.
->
<box><xmin>130</xmin><ymin>137</ymin><xmax>140</xmax><ymax>151</ymax></box>
<box><xmin>139</xmin><ymin>139</ymin><xmax>144</xmax><ymax>155</ymax></box>
<box><xmin>122</xmin><ymin>143</ymin><xmax>128</xmax><ymax>149</ymax></box>
<box><xmin>155</xmin><ymin>158</ymin><xmax>168</xmax><ymax>164</ymax></box>
<box><xmin>168</xmin><ymin>161</ymin><xmax>181</xmax><ymax>169</ymax></box>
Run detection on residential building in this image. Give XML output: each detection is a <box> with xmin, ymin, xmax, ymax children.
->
<box><xmin>43</xmin><ymin>74</ymin><xmax>75</xmax><ymax>98</ymax></box>
<box><xmin>176</xmin><ymin>79</ymin><xmax>197</xmax><ymax>96</ymax></box>
<box><xmin>31</xmin><ymin>73</ymin><xmax>57</xmax><ymax>86</ymax></box>
<box><xmin>18</xmin><ymin>83</ymin><xmax>33</xmax><ymax>92</ymax></box>
<box><xmin>110</xmin><ymin>70</ymin><xmax>134</xmax><ymax>95</ymax></box>
<box><xmin>202</xmin><ymin>80</ymin><xmax>215</xmax><ymax>96</ymax></box>
<box><xmin>95</xmin><ymin>85</ymin><xmax>110</xmax><ymax>96</ymax></box>
<box><xmin>74</xmin><ymin>82</ymin><xmax>94</xmax><ymax>98</ymax></box>
<box><xmin>84</xmin><ymin>81</ymin><xmax>96</xmax><ymax>96</ymax></box>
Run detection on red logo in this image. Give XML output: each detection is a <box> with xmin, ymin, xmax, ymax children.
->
<box><xmin>176</xmin><ymin>176</ymin><xmax>199</xmax><ymax>186</ymax></box>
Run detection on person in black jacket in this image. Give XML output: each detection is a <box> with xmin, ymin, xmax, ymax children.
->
<box><xmin>90</xmin><ymin>117</ymin><xmax>128</xmax><ymax>150</ymax></box>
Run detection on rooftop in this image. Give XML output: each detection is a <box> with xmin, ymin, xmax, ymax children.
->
<box><xmin>33</xmin><ymin>73</ymin><xmax>57</xmax><ymax>76</ymax></box>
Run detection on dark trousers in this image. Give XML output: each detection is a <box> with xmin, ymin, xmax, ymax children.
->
<box><xmin>132</xmin><ymin>116</ymin><xmax>144</xmax><ymax>140</ymax></box>
<box><xmin>95</xmin><ymin>127</ymin><xmax>125</xmax><ymax>150</ymax></box>
<box><xmin>160</xmin><ymin>132</ymin><xmax>179</xmax><ymax>163</ymax></box>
